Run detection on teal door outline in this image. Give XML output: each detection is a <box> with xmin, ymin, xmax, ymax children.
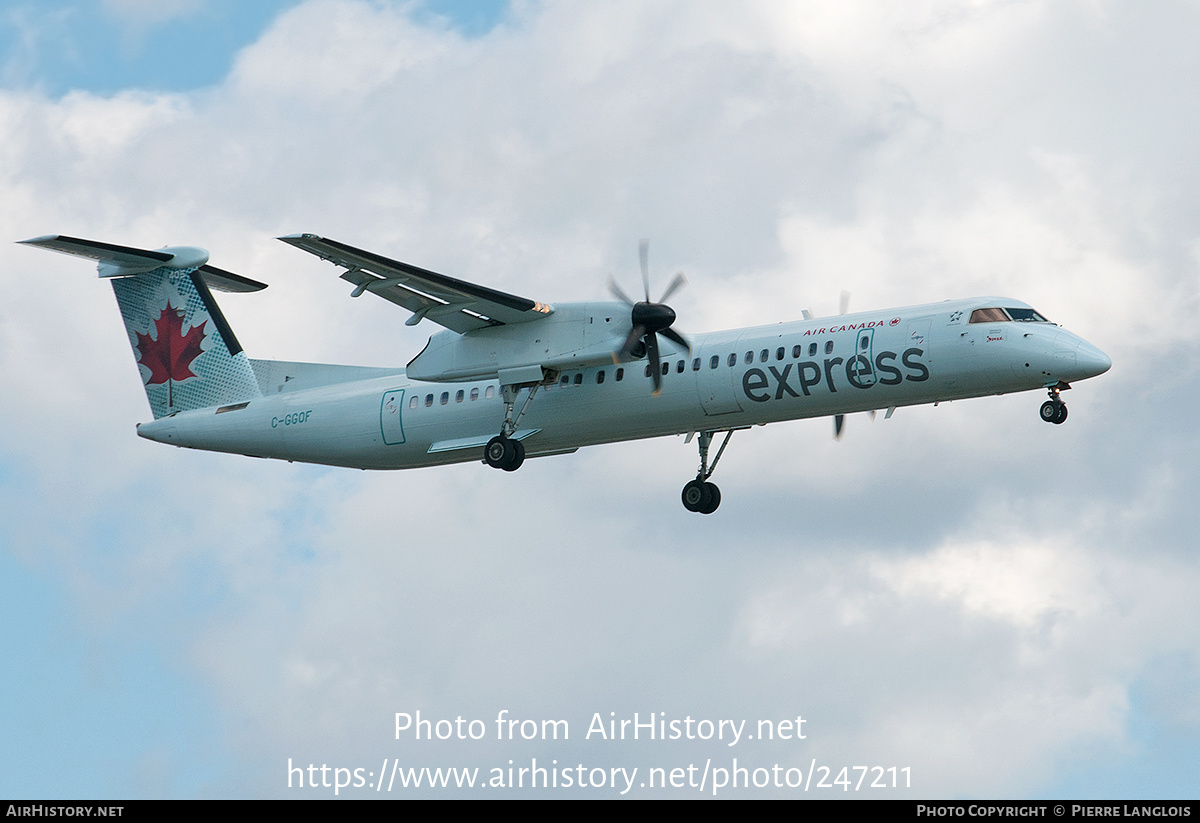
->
<box><xmin>380</xmin><ymin>389</ymin><xmax>406</xmax><ymax>445</ymax></box>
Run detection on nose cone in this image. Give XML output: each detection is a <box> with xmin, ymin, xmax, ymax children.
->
<box><xmin>1076</xmin><ymin>340</ymin><xmax>1112</xmax><ymax>379</ymax></box>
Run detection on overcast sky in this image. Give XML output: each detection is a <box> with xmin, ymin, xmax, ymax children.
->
<box><xmin>2</xmin><ymin>0</ymin><xmax>1198</xmax><ymax>799</ymax></box>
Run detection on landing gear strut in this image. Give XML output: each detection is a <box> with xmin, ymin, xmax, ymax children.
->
<box><xmin>681</xmin><ymin>430</ymin><xmax>733</xmax><ymax>514</ymax></box>
<box><xmin>1039</xmin><ymin>385</ymin><xmax>1068</xmax><ymax>425</ymax></box>
<box><xmin>484</xmin><ymin>382</ymin><xmax>540</xmax><ymax>471</ymax></box>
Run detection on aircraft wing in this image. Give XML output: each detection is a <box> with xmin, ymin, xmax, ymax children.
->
<box><xmin>278</xmin><ymin>234</ymin><xmax>553</xmax><ymax>333</ymax></box>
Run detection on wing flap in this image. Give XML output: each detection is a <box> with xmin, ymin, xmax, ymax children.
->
<box><xmin>279</xmin><ymin>233</ymin><xmax>553</xmax><ymax>333</ymax></box>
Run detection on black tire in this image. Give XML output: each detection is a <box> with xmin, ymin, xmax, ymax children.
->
<box><xmin>1053</xmin><ymin>403</ymin><xmax>1068</xmax><ymax>425</ymax></box>
<box><xmin>1040</xmin><ymin>401</ymin><xmax>1059</xmax><ymax>423</ymax></box>
<box><xmin>502</xmin><ymin>438</ymin><xmax>525</xmax><ymax>471</ymax></box>
<box><xmin>682</xmin><ymin>479</ymin><xmax>706</xmax><ymax>512</ymax></box>
<box><xmin>485</xmin><ymin>435</ymin><xmax>516</xmax><ymax>469</ymax></box>
<box><xmin>699</xmin><ymin>482</ymin><xmax>721</xmax><ymax>514</ymax></box>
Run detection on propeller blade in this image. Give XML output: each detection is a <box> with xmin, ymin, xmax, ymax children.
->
<box><xmin>646</xmin><ymin>331</ymin><xmax>662</xmax><ymax>395</ymax></box>
<box><xmin>639</xmin><ymin>238</ymin><xmax>651</xmax><ymax>302</ymax></box>
<box><xmin>834</xmin><ymin>414</ymin><xmax>845</xmax><ymax>439</ymax></box>
<box><xmin>660</xmin><ymin>326</ymin><xmax>690</xmax><ymax>353</ymax></box>
<box><xmin>658</xmin><ymin>270</ymin><xmax>687</xmax><ymax>304</ymax></box>
<box><xmin>608</xmin><ymin>274</ymin><xmax>635</xmax><ymax>306</ymax></box>
<box><xmin>839</xmin><ymin>290</ymin><xmax>851</xmax><ymax>316</ymax></box>
<box><xmin>616</xmin><ymin>325</ymin><xmax>646</xmax><ymax>362</ymax></box>
<box><xmin>611</xmin><ymin>239</ymin><xmax>688</xmax><ymax>393</ymax></box>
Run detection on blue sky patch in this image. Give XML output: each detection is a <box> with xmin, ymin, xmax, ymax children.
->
<box><xmin>0</xmin><ymin>0</ymin><xmax>511</xmax><ymax>97</ymax></box>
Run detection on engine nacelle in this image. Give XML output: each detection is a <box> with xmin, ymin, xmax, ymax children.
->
<box><xmin>407</xmin><ymin>301</ymin><xmax>633</xmax><ymax>383</ymax></box>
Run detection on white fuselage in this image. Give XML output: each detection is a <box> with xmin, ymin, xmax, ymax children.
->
<box><xmin>135</xmin><ymin>297</ymin><xmax>1111</xmax><ymax>469</ymax></box>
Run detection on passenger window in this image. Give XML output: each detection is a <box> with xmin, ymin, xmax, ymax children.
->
<box><xmin>662</xmin><ymin>362</ymin><xmax>669</xmax><ymax>376</ymax></box>
<box><xmin>710</xmin><ymin>355</ymin><xmax>719</xmax><ymax>369</ymax></box>
<box><xmin>692</xmin><ymin>358</ymin><xmax>701</xmax><ymax>371</ymax></box>
<box><xmin>824</xmin><ymin>341</ymin><xmax>834</xmax><ymax>355</ymax></box>
<box><xmin>485</xmin><ymin>386</ymin><xmax>495</xmax><ymax>399</ymax></box>
<box><xmin>455</xmin><ymin>390</ymin><xmax>464</xmax><ymax>403</ymax></box>
<box><xmin>776</xmin><ymin>347</ymin><xmax>784</xmax><ymax>360</ymax></box>
<box><xmin>744</xmin><ymin>351</ymin><xmax>753</xmax><ymax>365</ymax></box>
<box><xmin>760</xmin><ymin>349</ymin><xmax>768</xmax><ymax>362</ymax></box>
<box><xmin>597</xmin><ymin>370</ymin><xmax>605</xmax><ymax>384</ymax></box>
<box><xmin>728</xmin><ymin>353</ymin><xmax>736</xmax><ymax>367</ymax></box>
<box><xmin>860</xmin><ymin>338</ymin><xmax>869</xmax><ymax>351</ymax></box>
<box><xmin>574</xmin><ymin>373</ymin><xmax>583</xmax><ymax>385</ymax></box>
<box><xmin>808</xmin><ymin>343</ymin><xmax>817</xmax><ymax>357</ymax></box>
<box><xmin>616</xmin><ymin>368</ymin><xmax>624</xmax><ymax>381</ymax></box>
<box><xmin>409</xmin><ymin>396</ymin><xmax>418</xmax><ymax>409</ymax></box>
<box><xmin>440</xmin><ymin>392</ymin><xmax>449</xmax><ymax>405</ymax></box>
<box><xmin>470</xmin><ymin>387</ymin><xmax>479</xmax><ymax>401</ymax></box>
<box><xmin>425</xmin><ymin>394</ymin><xmax>433</xmax><ymax>407</ymax></box>
<box><xmin>676</xmin><ymin>360</ymin><xmax>685</xmax><ymax>374</ymax></box>
<box><xmin>645</xmin><ymin>364</ymin><xmax>652</xmax><ymax>377</ymax></box>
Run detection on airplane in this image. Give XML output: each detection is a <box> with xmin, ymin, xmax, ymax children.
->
<box><xmin>18</xmin><ymin>233</ymin><xmax>1111</xmax><ymax>514</ymax></box>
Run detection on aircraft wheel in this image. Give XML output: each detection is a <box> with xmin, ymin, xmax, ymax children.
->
<box><xmin>485</xmin><ymin>435</ymin><xmax>522</xmax><ymax>470</ymax></box>
<box><xmin>682</xmin><ymin>479</ymin><xmax>706</xmax><ymax>512</ymax></box>
<box><xmin>699</xmin><ymin>482</ymin><xmax>721</xmax><ymax>514</ymax></box>
<box><xmin>1053</xmin><ymin>403</ymin><xmax>1068</xmax><ymax>424</ymax></box>
<box><xmin>1040</xmin><ymin>401</ymin><xmax>1060</xmax><ymax>423</ymax></box>
<box><xmin>502</xmin><ymin>438</ymin><xmax>525</xmax><ymax>471</ymax></box>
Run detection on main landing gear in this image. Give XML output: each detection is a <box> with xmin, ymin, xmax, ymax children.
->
<box><xmin>485</xmin><ymin>435</ymin><xmax>524</xmax><ymax>471</ymax></box>
<box><xmin>484</xmin><ymin>382</ymin><xmax>540</xmax><ymax>472</ymax></box>
<box><xmin>1039</xmin><ymin>384</ymin><xmax>1069</xmax><ymax>425</ymax></box>
<box><xmin>681</xmin><ymin>430</ymin><xmax>734</xmax><ymax>514</ymax></box>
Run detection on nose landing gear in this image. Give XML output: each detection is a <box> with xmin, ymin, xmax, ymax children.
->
<box><xmin>1039</xmin><ymin>385</ymin><xmax>1068</xmax><ymax>425</ymax></box>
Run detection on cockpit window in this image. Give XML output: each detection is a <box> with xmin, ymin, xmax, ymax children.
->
<box><xmin>969</xmin><ymin>307</ymin><xmax>1051</xmax><ymax>324</ymax></box>
<box><xmin>1006</xmin><ymin>307</ymin><xmax>1049</xmax><ymax>322</ymax></box>
<box><xmin>969</xmin><ymin>308</ymin><xmax>1009</xmax><ymax>323</ymax></box>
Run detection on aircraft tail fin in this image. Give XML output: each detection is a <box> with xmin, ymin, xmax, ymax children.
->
<box><xmin>19</xmin><ymin>235</ymin><xmax>267</xmax><ymax>419</ymax></box>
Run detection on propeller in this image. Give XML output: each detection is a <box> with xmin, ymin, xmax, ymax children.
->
<box><xmin>828</xmin><ymin>290</ymin><xmax>878</xmax><ymax>440</ymax></box>
<box><xmin>834</xmin><ymin>290</ymin><xmax>851</xmax><ymax>439</ymax></box>
<box><xmin>609</xmin><ymin>239</ymin><xmax>690</xmax><ymax>396</ymax></box>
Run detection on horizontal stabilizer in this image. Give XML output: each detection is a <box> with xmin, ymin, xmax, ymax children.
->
<box><xmin>18</xmin><ymin>235</ymin><xmax>266</xmax><ymax>292</ymax></box>
<box><xmin>20</xmin><ymin>234</ymin><xmax>174</xmax><ymax>269</ymax></box>
<box><xmin>193</xmin><ymin>264</ymin><xmax>268</xmax><ymax>293</ymax></box>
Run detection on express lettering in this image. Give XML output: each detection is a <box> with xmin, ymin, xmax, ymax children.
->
<box><xmin>741</xmin><ymin>348</ymin><xmax>928</xmax><ymax>402</ymax></box>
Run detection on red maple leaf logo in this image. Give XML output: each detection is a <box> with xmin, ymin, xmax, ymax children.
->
<box><xmin>135</xmin><ymin>302</ymin><xmax>206</xmax><ymax>407</ymax></box>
